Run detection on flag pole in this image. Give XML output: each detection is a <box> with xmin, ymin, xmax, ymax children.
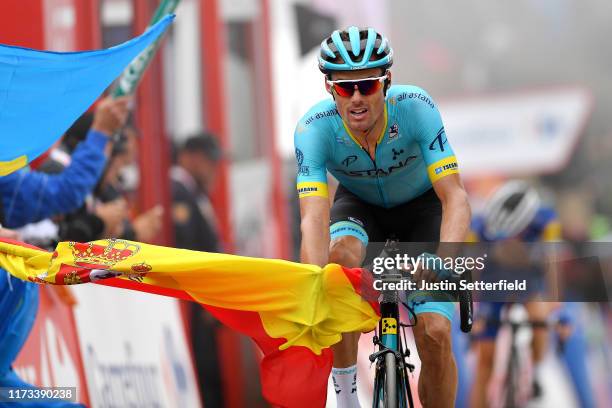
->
<box><xmin>112</xmin><ymin>0</ymin><xmax>181</xmax><ymax>98</ymax></box>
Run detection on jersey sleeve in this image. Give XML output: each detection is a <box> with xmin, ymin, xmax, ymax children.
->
<box><xmin>538</xmin><ymin>207</ymin><xmax>562</xmax><ymax>242</ymax></box>
<box><xmin>293</xmin><ymin>119</ymin><xmax>330</xmax><ymax>199</ymax></box>
<box><xmin>410</xmin><ymin>88</ymin><xmax>459</xmax><ymax>183</ymax></box>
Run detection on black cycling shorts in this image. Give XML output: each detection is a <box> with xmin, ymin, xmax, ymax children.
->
<box><xmin>330</xmin><ymin>184</ymin><xmax>442</xmax><ymax>246</ymax></box>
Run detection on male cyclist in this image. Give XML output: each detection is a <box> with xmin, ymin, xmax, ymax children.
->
<box><xmin>294</xmin><ymin>27</ymin><xmax>471</xmax><ymax>407</ymax></box>
<box><xmin>468</xmin><ymin>180</ymin><xmax>595</xmax><ymax>408</ymax></box>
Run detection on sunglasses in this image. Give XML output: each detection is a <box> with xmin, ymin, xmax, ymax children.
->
<box><xmin>326</xmin><ymin>75</ymin><xmax>387</xmax><ymax>97</ymax></box>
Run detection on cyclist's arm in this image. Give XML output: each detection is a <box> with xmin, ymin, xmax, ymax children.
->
<box><xmin>294</xmin><ymin>116</ymin><xmax>332</xmax><ymax>266</ymax></box>
<box><xmin>540</xmin><ymin>210</ymin><xmax>562</xmax><ymax>298</ymax></box>
<box><xmin>433</xmin><ymin>174</ymin><xmax>471</xmax><ymax>244</ymax></box>
<box><xmin>299</xmin><ymin>195</ymin><xmax>330</xmax><ymax>266</ymax></box>
<box><xmin>411</xmin><ymin>87</ymin><xmax>471</xmax><ymax>247</ymax></box>
<box><xmin>414</xmin><ymin>177</ymin><xmax>470</xmax><ymax>280</ymax></box>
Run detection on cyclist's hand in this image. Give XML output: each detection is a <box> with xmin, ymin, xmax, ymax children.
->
<box><xmin>413</xmin><ymin>252</ymin><xmax>454</xmax><ymax>283</ymax></box>
<box><xmin>413</xmin><ymin>264</ymin><xmax>436</xmax><ymax>284</ymax></box>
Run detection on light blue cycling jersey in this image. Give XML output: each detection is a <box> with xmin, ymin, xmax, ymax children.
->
<box><xmin>294</xmin><ymin>85</ymin><xmax>459</xmax><ymax>207</ymax></box>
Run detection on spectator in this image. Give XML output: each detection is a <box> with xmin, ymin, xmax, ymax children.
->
<box><xmin>31</xmin><ymin>120</ymin><xmax>161</xmax><ymax>245</ymax></box>
<box><xmin>0</xmin><ymin>96</ymin><xmax>129</xmax><ymax>405</ymax></box>
<box><xmin>95</xmin><ymin>124</ymin><xmax>163</xmax><ymax>242</ymax></box>
<box><xmin>171</xmin><ymin>133</ymin><xmax>222</xmax><ymax>252</ymax></box>
<box><xmin>171</xmin><ymin>132</ymin><xmax>224</xmax><ymax>408</ymax></box>
<box><xmin>22</xmin><ymin>112</ymin><xmax>124</xmax><ymax>246</ymax></box>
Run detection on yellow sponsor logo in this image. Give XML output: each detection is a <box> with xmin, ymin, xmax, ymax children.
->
<box><xmin>297</xmin><ymin>182</ymin><xmax>329</xmax><ymax>198</ymax></box>
<box><xmin>381</xmin><ymin>318</ymin><xmax>397</xmax><ymax>334</ymax></box>
<box><xmin>428</xmin><ymin>156</ymin><xmax>459</xmax><ymax>182</ymax></box>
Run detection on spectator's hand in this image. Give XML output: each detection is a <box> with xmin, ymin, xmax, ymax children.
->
<box><xmin>133</xmin><ymin>205</ymin><xmax>164</xmax><ymax>243</ymax></box>
<box><xmin>95</xmin><ymin>198</ymin><xmax>127</xmax><ymax>237</ymax></box>
<box><xmin>0</xmin><ymin>227</ymin><xmax>20</xmax><ymax>240</ymax></box>
<box><xmin>91</xmin><ymin>96</ymin><xmax>131</xmax><ymax>137</ymax></box>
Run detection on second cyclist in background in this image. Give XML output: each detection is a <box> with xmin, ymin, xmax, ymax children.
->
<box><xmin>468</xmin><ymin>180</ymin><xmax>595</xmax><ymax>408</ymax></box>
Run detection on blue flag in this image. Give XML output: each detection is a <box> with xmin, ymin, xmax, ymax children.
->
<box><xmin>0</xmin><ymin>14</ymin><xmax>174</xmax><ymax>176</ymax></box>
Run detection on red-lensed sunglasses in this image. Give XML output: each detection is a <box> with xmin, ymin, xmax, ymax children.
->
<box><xmin>326</xmin><ymin>75</ymin><xmax>387</xmax><ymax>97</ymax></box>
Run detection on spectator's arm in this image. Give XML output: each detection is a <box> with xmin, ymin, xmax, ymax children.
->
<box><xmin>1</xmin><ymin>97</ymin><xmax>130</xmax><ymax>228</ymax></box>
<box><xmin>1</xmin><ymin>130</ymin><xmax>109</xmax><ymax>228</ymax></box>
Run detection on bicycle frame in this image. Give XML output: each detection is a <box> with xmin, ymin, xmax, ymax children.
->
<box><xmin>371</xmin><ymin>263</ymin><xmax>414</xmax><ymax>408</ymax></box>
<box><xmin>369</xmin><ymin>240</ymin><xmax>472</xmax><ymax>408</ymax></box>
<box><xmin>495</xmin><ymin>303</ymin><xmax>549</xmax><ymax>408</ymax></box>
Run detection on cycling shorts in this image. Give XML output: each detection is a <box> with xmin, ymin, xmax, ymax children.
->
<box><xmin>330</xmin><ymin>185</ymin><xmax>455</xmax><ymax>321</ymax></box>
<box><xmin>473</xmin><ymin>302</ymin><xmax>505</xmax><ymax>340</ymax></box>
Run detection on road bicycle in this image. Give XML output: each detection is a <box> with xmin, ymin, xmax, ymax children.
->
<box><xmin>484</xmin><ymin>303</ymin><xmax>570</xmax><ymax>408</ymax></box>
<box><xmin>368</xmin><ymin>240</ymin><xmax>473</xmax><ymax>408</ymax></box>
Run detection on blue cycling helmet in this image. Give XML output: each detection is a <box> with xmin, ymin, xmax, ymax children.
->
<box><xmin>483</xmin><ymin>180</ymin><xmax>541</xmax><ymax>240</ymax></box>
<box><xmin>318</xmin><ymin>26</ymin><xmax>393</xmax><ymax>74</ymax></box>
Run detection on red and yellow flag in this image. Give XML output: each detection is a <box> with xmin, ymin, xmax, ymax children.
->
<box><xmin>0</xmin><ymin>238</ymin><xmax>379</xmax><ymax>407</ymax></box>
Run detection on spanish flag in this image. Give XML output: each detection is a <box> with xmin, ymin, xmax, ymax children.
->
<box><xmin>0</xmin><ymin>238</ymin><xmax>379</xmax><ymax>407</ymax></box>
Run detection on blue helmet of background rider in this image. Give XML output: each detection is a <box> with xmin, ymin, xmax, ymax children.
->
<box><xmin>483</xmin><ymin>180</ymin><xmax>542</xmax><ymax>240</ymax></box>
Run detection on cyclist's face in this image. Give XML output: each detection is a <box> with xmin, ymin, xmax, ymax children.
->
<box><xmin>328</xmin><ymin>68</ymin><xmax>389</xmax><ymax>134</ymax></box>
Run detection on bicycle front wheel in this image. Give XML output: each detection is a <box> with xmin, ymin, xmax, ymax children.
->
<box><xmin>384</xmin><ymin>352</ymin><xmax>398</xmax><ymax>408</ymax></box>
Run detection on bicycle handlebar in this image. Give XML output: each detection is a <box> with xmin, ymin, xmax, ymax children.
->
<box><xmin>375</xmin><ymin>239</ymin><xmax>474</xmax><ymax>333</ymax></box>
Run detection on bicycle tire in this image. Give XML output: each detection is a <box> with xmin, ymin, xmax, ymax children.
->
<box><xmin>505</xmin><ymin>347</ymin><xmax>520</xmax><ymax>408</ymax></box>
<box><xmin>373</xmin><ymin>365</ymin><xmax>382</xmax><ymax>407</ymax></box>
<box><xmin>384</xmin><ymin>352</ymin><xmax>398</xmax><ymax>408</ymax></box>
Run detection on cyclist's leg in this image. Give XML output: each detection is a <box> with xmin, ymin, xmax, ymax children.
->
<box><xmin>329</xmin><ymin>236</ymin><xmax>365</xmax><ymax>370</ymax></box>
<box><xmin>469</xmin><ymin>302</ymin><xmax>503</xmax><ymax>408</ymax></box>
<box><xmin>471</xmin><ymin>340</ymin><xmax>496</xmax><ymax>408</ymax></box>
<box><xmin>329</xmin><ymin>185</ymin><xmax>383</xmax><ymax>407</ymax></box>
<box><xmin>525</xmin><ymin>300</ymin><xmax>557</xmax><ymax>397</ymax></box>
<box><xmin>397</xmin><ymin>190</ymin><xmax>458</xmax><ymax>407</ymax></box>
<box><xmin>451</xmin><ymin>313</ymin><xmax>472</xmax><ymax>408</ymax></box>
<box><xmin>556</xmin><ymin>303</ymin><xmax>596</xmax><ymax>408</ymax></box>
<box><xmin>411</xmin><ymin>307</ymin><xmax>456</xmax><ymax>407</ymax></box>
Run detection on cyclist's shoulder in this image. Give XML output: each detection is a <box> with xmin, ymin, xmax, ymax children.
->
<box><xmin>296</xmin><ymin>98</ymin><xmax>340</xmax><ymax>131</ymax></box>
<box><xmin>534</xmin><ymin>205</ymin><xmax>558</xmax><ymax>221</ymax></box>
<box><xmin>470</xmin><ymin>205</ymin><xmax>561</xmax><ymax>242</ymax></box>
<box><xmin>387</xmin><ymin>84</ymin><xmax>437</xmax><ymax>111</ymax></box>
<box><xmin>532</xmin><ymin>206</ymin><xmax>561</xmax><ymax>241</ymax></box>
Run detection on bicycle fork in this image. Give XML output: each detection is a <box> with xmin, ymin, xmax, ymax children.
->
<box><xmin>370</xmin><ymin>300</ymin><xmax>414</xmax><ymax>408</ymax></box>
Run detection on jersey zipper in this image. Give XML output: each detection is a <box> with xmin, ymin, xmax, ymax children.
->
<box><xmin>343</xmin><ymin>104</ymin><xmax>389</xmax><ymax>207</ymax></box>
<box><xmin>362</xmin><ymin>146</ymin><xmax>388</xmax><ymax>208</ymax></box>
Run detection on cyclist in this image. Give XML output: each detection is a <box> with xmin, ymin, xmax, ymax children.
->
<box><xmin>468</xmin><ymin>180</ymin><xmax>595</xmax><ymax>407</ymax></box>
<box><xmin>294</xmin><ymin>27</ymin><xmax>471</xmax><ymax>407</ymax></box>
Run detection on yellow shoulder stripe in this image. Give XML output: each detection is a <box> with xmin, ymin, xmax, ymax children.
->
<box><xmin>542</xmin><ymin>220</ymin><xmax>562</xmax><ymax>242</ymax></box>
